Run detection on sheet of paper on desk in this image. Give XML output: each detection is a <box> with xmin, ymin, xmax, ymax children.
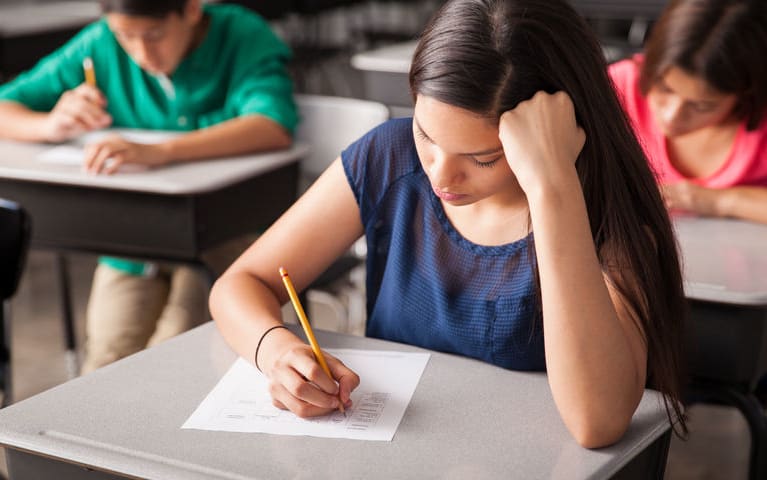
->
<box><xmin>78</xmin><ymin>129</ymin><xmax>179</xmax><ymax>145</ymax></box>
<box><xmin>36</xmin><ymin>129</ymin><xmax>179</xmax><ymax>168</ymax></box>
<box><xmin>36</xmin><ymin>145</ymin><xmax>88</xmax><ymax>166</ymax></box>
<box><xmin>36</xmin><ymin>145</ymin><xmax>148</xmax><ymax>172</ymax></box>
<box><xmin>182</xmin><ymin>349</ymin><xmax>430</xmax><ymax>441</ymax></box>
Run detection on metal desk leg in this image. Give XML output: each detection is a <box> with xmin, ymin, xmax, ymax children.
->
<box><xmin>1</xmin><ymin>301</ymin><xmax>12</xmax><ymax>407</ymax></box>
<box><xmin>55</xmin><ymin>254</ymin><xmax>79</xmax><ymax>378</ymax></box>
<box><xmin>722</xmin><ymin>389</ymin><xmax>767</xmax><ymax>480</ymax></box>
<box><xmin>690</xmin><ymin>382</ymin><xmax>767</xmax><ymax>480</ymax></box>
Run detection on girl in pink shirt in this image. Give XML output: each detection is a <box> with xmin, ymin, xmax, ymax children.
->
<box><xmin>609</xmin><ymin>0</ymin><xmax>767</xmax><ymax>223</ymax></box>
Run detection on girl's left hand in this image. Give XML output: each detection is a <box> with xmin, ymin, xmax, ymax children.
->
<box><xmin>661</xmin><ymin>181</ymin><xmax>719</xmax><ymax>216</ymax></box>
<box><xmin>498</xmin><ymin>91</ymin><xmax>586</xmax><ymax>197</ymax></box>
<box><xmin>83</xmin><ymin>136</ymin><xmax>170</xmax><ymax>175</ymax></box>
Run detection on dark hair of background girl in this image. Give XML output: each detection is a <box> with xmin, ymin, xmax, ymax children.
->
<box><xmin>409</xmin><ymin>0</ymin><xmax>688</xmax><ymax>435</ymax></box>
<box><xmin>640</xmin><ymin>0</ymin><xmax>767</xmax><ymax>131</ymax></box>
<box><xmin>99</xmin><ymin>0</ymin><xmax>188</xmax><ymax>18</ymax></box>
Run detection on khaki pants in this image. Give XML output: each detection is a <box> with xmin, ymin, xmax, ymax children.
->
<box><xmin>82</xmin><ymin>264</ymin><xmax>207</xmax><ymax>374</ymax></box>
<box><xmin>81</xmin><ymin>235</ymin><xmax>258</xmax><ymax>374</ymax></box>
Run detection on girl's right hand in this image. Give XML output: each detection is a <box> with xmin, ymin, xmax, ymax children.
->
<box><xmin>261</xmin><ymin>333</ymin><xmax>360</xmax><ymax>417</ymax></box>
<box><xmin>43</xmin><ymin>84</ymin><xmax>112</xmax><ymax>142</ymax></box>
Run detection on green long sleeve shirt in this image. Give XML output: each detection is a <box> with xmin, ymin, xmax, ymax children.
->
<box><xmin>0</xmin><ymin>4</ymin><xmax>298</xmax><ymax>274</ymax></box>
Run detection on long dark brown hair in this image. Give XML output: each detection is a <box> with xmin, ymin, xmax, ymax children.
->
<box><xmin>640</xmin><ymin>0</ymin><xmax>767</xmax><ymax>130</ymax></box>
<box><xmin>410</xmin><ymin>0</ymin><xmax>688</xmax><ymax>435</ymax></box>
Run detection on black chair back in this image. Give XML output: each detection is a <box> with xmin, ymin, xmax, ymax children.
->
<box><xmin>0</xmin><ymin>198</ymin><xmax>30</xmax><ymax>301</ymax></box>
<box><xmin>0</xmin><ymin>198</ymin><xmax>30</xmax><ymax>407</ymax></box>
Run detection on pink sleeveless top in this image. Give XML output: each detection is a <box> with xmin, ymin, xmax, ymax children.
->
<box><xmin>609</xmin><ymin>55</ymin><xmax>767</xmax><ymax>188</ymax></box>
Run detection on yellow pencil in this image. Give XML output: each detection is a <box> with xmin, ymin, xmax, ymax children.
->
<box><xmin>279</xmin><ymin>267</ymin><xmax>345</xmax><ymax>414</ymax></box>
<box><xmin>83</xmin><ymin>57</ymin><xmax>96</xmax><ymax>87</ymax></box>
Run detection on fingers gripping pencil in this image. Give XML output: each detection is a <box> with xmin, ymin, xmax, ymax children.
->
<box><xmin>279</xmin><ymin>267</ymin><xmax>345</xmax><ymax>414</ymax></box>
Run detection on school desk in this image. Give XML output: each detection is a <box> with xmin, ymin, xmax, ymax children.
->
<box><xmin>0</xmin><ymin>2</ymin><xmax>100</xmax><ymax>79</ymax></box>
<box><xmin>0</xmin><ymin>137</ymin><xmax>305</xmax><ymax>377</ymax></box>
<box><xmin>0</xmin><ymin>322</ymin><xmax>671</xmax><ymax>480</ymax></box>
<box><xmin>674</xmin><ymin>214</ymin><xmax>767</xmax><ymax>480</ymax></box>
<box><xmin>0</xmin><ymin>139</ymin><xmax>303</xmax><ymax>261</ymax></box>
<box><xmin>351</xmin><ymin>40</ymin><xmax>416</xmax><ymax>112</ymax></box>
<box><xmin>350</xmin><ymin>39</ymin><xmax>628</xmax><ymax>114</ymax></box>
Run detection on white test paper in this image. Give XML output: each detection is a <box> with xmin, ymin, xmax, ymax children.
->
<box><xmin>37</xmin><ymin>145</ymin><xmax>90</xmax><ymax>166</ymax></box>
<box><xmin>36</xmin><ymin>129</ymin><xmax>179</xmax><ymax>169</ymax></box>
<box><xmin>182</xmin><ymin>349</ymin><xmax>430</xmax><ymax>441</ymax></box>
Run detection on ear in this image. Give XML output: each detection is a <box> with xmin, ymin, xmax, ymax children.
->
<box><xmin>183</xmin><ymin>0</ymin><xmax>203</xmax><ymax>24</ymax></box>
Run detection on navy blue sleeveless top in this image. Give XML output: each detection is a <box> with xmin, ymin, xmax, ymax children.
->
<box><xmin>341</xmin><ymin>118</ymin><xmax>545</xmax><ymax>371</ymax></box>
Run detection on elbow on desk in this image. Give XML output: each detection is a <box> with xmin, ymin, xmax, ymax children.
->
<box><xmin>271</xmin><ymin>129</ymin><xmax>292</xmax><ymax>150</ymax></box>
<box><xmin>251</xmin><ymin>129</ymin><xmax>291</xmax><ymax>153</ymax></box>
<box><xmin>564</xmin><ymin>410</ymin><xmax>632</xmax><ymax>449</ymax></box>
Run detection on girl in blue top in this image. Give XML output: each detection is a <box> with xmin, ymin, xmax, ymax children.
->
<box><xmin>211</xmin><ymin>0</ymin><xmax>687</xmax><ymax>448</ymax></box>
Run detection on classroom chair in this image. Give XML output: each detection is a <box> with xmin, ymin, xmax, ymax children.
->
<box><xmin>0</xmin><ymin>198</ymin><xmax>31</xmax><ymax>407</ymax></box>
<box><xmin>569</xmin><ymin>0</ymin><xmax>668</xmax><ymax>62</ymax></box>
<box><xmin>294</xmin><ymin>94</ymin><xmax>389</xmax><ymax>332</ymax></box>
<box><xmin>283</xmin><ymin>1</ymin><xmax>366</xmax><ymax>96</ymax></box>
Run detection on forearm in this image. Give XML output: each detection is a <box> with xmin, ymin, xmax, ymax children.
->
<box><xmin>714</xmin><ymin>186</ymin><xmax>767</xmax><ymax>224</ymax></box>
<box><xmin>209</xmin><ymin>270</ymin><xmax>299</xmax><ymax>369</ymax></box>
<box><xmin>529</xmin><ymin>181</ymin><xmax>643</xmax><ymax>447</ymax></box>
<box><xmin>0</xmin><ymin>102</ymin><xmax>51</xmax><ymax>142</ymax></box>
<box><xmin>159</xmin><ymin>115</ymin><xmax>292</xmax><ymax>164</ymax></box>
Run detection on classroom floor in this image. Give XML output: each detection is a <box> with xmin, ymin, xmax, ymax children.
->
<box><xmin>0</xmin><ymin>250</ymin><xmax>753</xmax><ymax>479</ymax></box>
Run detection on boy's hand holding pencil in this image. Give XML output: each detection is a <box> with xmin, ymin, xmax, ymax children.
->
<box><xmin>41</xmin><ymin>57</ymin><xmax>112</xmax><ymax>142</ymax></box>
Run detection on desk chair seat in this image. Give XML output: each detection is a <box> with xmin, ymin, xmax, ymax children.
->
<box><xmin>0</xmin><ymin>198</ymin><xmax>31</xmax><ymax>407</ymax></box>
<box><xmin>294</xmin><ymin>94</ymin><xmax>388</xmax><ymax>332</ymax></box>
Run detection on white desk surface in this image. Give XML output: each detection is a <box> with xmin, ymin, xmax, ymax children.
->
<box><xmin>0</xmin><ymin>2</ymin><xmax>100</xmax><ymax>36</ymax></box>
<box><xmin>0</xmin><ymin>138</ymin><xmax>308</xmax><ymax>195</ymax></box>
<box><xmin>675</xmin><ymin>215</ymin><xmax>767</xmax><ymax>305</ymax></box>
<box><xmin>350</xmin><ymin>40</ymin><xmax>629</xmax><ymax>75</ymax></box>
<box><xmin>0</xmin><ymin>323</ymin><xmax>670</xmax><ymax>480</ymax></box>
<box><xmin>351</xmin><ymin>40</ymin><xmax>416</xmax><ymax>74</ymax></box>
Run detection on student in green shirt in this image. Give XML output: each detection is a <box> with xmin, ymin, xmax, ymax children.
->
<box><xmin>0</xmin><ymin>0</ymin><xmax>298</xmax><ymax>373</ymax></box>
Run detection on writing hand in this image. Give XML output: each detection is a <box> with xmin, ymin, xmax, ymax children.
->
<box><xmin>44</xmin><ymin>84</ymin><xmax>111</xmax><ymax>142</ymax></box>
<box><xmin>265</xmin><ymin>340</ymin><xmax>359</xmax><ymax>418</ymax></box>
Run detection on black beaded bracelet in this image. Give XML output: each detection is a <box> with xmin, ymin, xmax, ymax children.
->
<box><xmin>255</xmin><ymin>325</ymin><xmax>289</xmax><ymax>372</ymax></box>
